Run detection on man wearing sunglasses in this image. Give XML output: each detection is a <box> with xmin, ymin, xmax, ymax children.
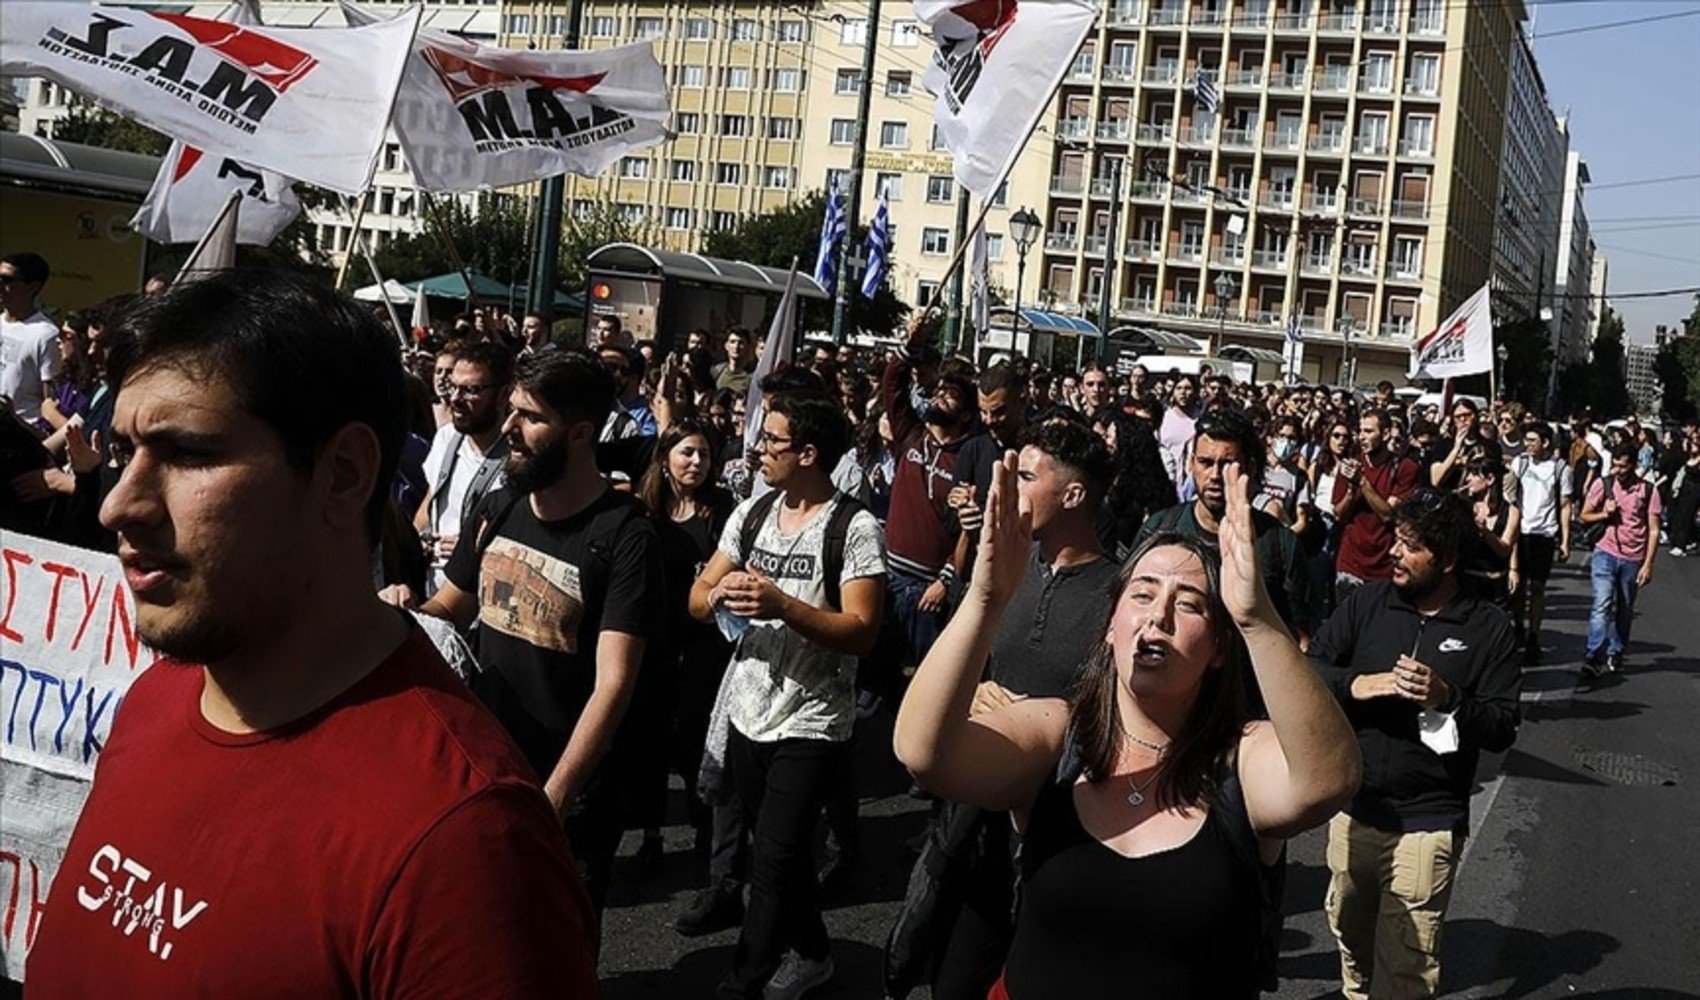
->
<box><xmin>0</xmin><ymin>251</ymin><xmax>60</xmax><ymax>435</ymax></box>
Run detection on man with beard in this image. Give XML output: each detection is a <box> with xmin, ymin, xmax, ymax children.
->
<box><xmin>881</xmin><ymin>343</ymin><xmax>981</xmax><ymax>669</ymax></box>
<box><xmin>1335</xmin><ymin>409</ymin><xmax>1423</xmax><ymax>604</ymax></box>
<box><xmin>413</xmin><ymin>339</ymin><xmax>512</xmax><ymax>596</ymax></box>
<box><xmin>29</xmin><ymin>272</ymin><xmax>596</xmax><ymax>993</ymax></box>
<box><xmin>400</xmin><ymin>349</ymin><xmax>664</xmax><ymax>922</ymax></box>
<box><xmin>947</xmin><ymin>362</ymin><xmax>1031</xmax><ymax>562</ymax></box>
<box><xmin>1310</xmin><ymin>490</ymin><xmax>1520</xmax><ymax>1000</ymax></box>
<box><xmin>519</xmin><ymin>311</ymin><xmax>550</xmax><ymax>357</ymax></box>
<box><xmin>1158</xmin><ymin>373</ymin><xmax>1202</xmax><ymax>485</ymax></box>
<box><xmin>1136</xmin><ymin>409</ymin><xmax>1316</xmax><ymax>679</ymax></box>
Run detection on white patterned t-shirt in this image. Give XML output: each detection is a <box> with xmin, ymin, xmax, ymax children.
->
<box><xmin>717</xmin><ymin>495</ymin><xmax>887</xmax><ymax>743</ymax></box>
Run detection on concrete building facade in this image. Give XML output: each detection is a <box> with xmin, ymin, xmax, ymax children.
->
<box><xmin>1554</xmin><ymin>141</ymin><xmax>1595</xmax><ymax>366</ymax></box>
<box><xmin>1491</xmin><ymin>31</ymin><xmax>1564</xmax><ymax>329</ymax></box>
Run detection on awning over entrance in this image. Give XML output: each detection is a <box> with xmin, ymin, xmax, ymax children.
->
<box><xmin>1219</xmin><ymin>344</ymin><xmax>1288</xmax><ymax>366</ymax></box>
<box><xmin>1107</xmin><ymin>325</ymin><xmax>1206</xmax><ymax>354</ymax></box>
<box><xmin>988</xmin><ymin>307</ymin><xmax>1101</xmax><ymax>338</ymax></box>
<box><xmin>586</xmin><ymin>243</ymin><xmax>829</xmax><ymax>300</ymax></box>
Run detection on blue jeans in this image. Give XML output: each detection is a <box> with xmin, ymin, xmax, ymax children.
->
<box><xmin>889</xmin><ymin>567</ymin><xmax>947</xmax><ymax>667</ymax></box>
<box><xmin>1586</xmin><ymin>550</ymin><xmax>1641</xmax><ymax>660</ymax></box>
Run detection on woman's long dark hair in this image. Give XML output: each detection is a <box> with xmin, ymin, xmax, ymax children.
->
<box><xmin>1070</xmin><ymin>532</ymin><xmax>1248</xmax><ymax>810</ymax></box>
<box><xmin>55</xmin><ymin>312</ymin><xmax>97</xmax><ymax>394</ymax></box>
<box><xmin>637</xmin><ymin>418</ymin><xmax>720</xmax><ymax>521</ymax></box>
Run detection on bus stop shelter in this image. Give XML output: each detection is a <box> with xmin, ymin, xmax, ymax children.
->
<box><xmin>584</xmin><ymin>243</ymin><xmax>827</xmax><ymax>350</ymax></box>
<box><xmin>978</xmin><ymin>308</ymin><xmax>1102</xmax><ymax>371</ymax></box>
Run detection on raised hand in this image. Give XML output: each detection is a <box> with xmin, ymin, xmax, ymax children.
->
<box><xmin>1219</xmin><ymin>462</ymin><xmax>1272</xmax><ymax>629</ymax></box>
<box><xmin>966</xmin><ymin>452</ymin><xmax>1031</xmax><ymax>612</ymax></box>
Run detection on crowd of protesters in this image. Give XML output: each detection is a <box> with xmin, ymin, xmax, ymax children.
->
<box><xmin>5</xmin><ymin>252</ymin><xmax>1699</xmax><ymax>999</ymax></box>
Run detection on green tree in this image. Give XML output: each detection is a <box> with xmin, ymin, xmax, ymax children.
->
<box><xmin>51</xmin><ymin>102</ymin><xmax>171</xmax><ymax>157</ymax></box>
<box><xmin>1655</xmin><ymin>295</ymin><xmax>1700</xmax><ymax>421</ymax></box>
<box><xmin>703</xmin><ymin>189</ymin><xmax>911</xmax><ymax>338</ymax></box>
<box><xmin>1588</xmin><ymin>306</ymin><xmax>1633</xmax><ymax>419</ymax></box>
<box><xmin>1494</xmin><ymin>316</ymin><xmax>1554</xmax><ymax>408</ymax></box>
<box><xmin>374</xmin><ymin>193</ymin><xmax>530</xmax><ymax>289</ymax></box>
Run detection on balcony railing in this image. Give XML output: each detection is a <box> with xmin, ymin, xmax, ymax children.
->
<box><xmin>1147</xmin><ymin>6</ymin><xmax>1185</xmax><ymax>25</ymax></box>
<box><xmin>1223</xmin><ymin>186</ymin><xmax>1253</xmax><ymax>204</ymax></box>
<box><xmin>1270</xmin><ymin>71</ymin><xmax>1307</xmax><ymax>91</ymax></box>
<box><xmin>1365</xmin><ymin>16</ymin><xmax>1400</xmax><ymax>34</ymax></box>
<box><xmin>1305</xmin><ymin>192</ymin><xmax>1342</xmax><ymax>213</ymax></box>
<box><xmin>1273</xmin><ymin>13</ymin><xmax>1312</xmax><ymax>32</ymax></box>
<box><xmin>1173</xmin><ymin>186</ymin><xmax>1210</xmax><ymax>204</ymax></box>
<box><xmin>1171</xmin><ymin>244</ymin><xmax>1205</xmax><ymax>263</ymax></box>
<box><xmin>1046</xmin><ymin>231</ymin><xmax>1079</xmax><ymax>252</ymax></box>
<box><xmin>1318</xmin><ymin>12</ymin><xmax>1358</xmax><ymax>33</ymax></box>
<box><xmin>1049</xmin><ymin>175</ymin><xmax>1085</xmax><ymax>196</ymax></box>
<box><xmin>1314</xmin><ymin>69</ymin><xmax>1352</xmax><ymax>93</ymax></box>
<box><xmin>1398</xmin><ymin>139</ymin><xmax>1434</xmax><ymax>159</ymax></box>
<box><xmin>1121</xmin><ymin>297</ymin><xmax>1158</xmax><ymax>315</ymax></box>
<box><xmin>1108</xmin><ymin>3</ymin><xmax>1143</xmax><ymax>26</ymax></box>
<box><xmin>1233</xmin><ymin>10</ymin><xmax>1271</xmax><ymax>29</ymax></box>
<box><xmin>1090</xmin><ymin>176</ymin><xmax>1119</xmax><ymax>197</ymax></box>
<box><xmin>1403</xmin><ymin>79</ymin><xmax>1439</xmax><ymax>98</ymax></box>
<box><xmin>1267</xmin><ymin>129</ymin><xmax>1302</xmax><ymax>151</ymax></box>
<box><xmin>1354</xmin><ymin>136</ymin><xmax>1390</xmax><ymax>155</ymax></box>
<box><xmin>1390</xmin><ymin>199</ymin><xmax>1429</xmax><ymax>220</ymax></box>
<box><xmin>1136</xmin><ymin>123</ymin><xmax>1175</xmax><ymax>143</ymax></box>
<box><xmin>1129</xmin><ymin>180</ymin><xmax>1167</xmax><ymax>199</ymax></box>
<box><xmin>1226</xmin><ymin>68</ymin><xmax>1266</xmax><ymax>88</ymax></box>
<box><xmin>1412</xmin><ymin>16</ymin><xmax>1445</xmax><ymax>36</ymax></box>
<box><xmin>1340</xmin><ymin>257</ymin><xmax>1378</xmax><ymax>277</ymax></box>
<box><xmin>1084</xmin><ymin>235</ymin><xmax>1108</xmax><ymax>255</ymax></box>
<box><xmin>1193</xmin><ymin>8</ymin><xmax>1227</xmax><ymax>27</ymax></box>
<box><xmin>1347</xmin><ymin>196</ymin><xmax>1380</xmax><ymax>215</ymax></box>
<box><xmin>1252</xmin><ymin>249</ymin><xmax>1289</xmax><ymax>269</ymax></box>
<box><xmin>1183</xmin><ymin>124</ymin><xmax>1214</xmax><ymax>145</ymax></box>
<box><xmin>1378</xmin><ymin>321</ymin><xmax>1416</xmax><ymax>340</ymax></box>
<box><xmin>1125</xmin><ymin>239</ymin><xmax>1160</xmax><ymax>260</ymax></box>
<box><xmin>1309</xmin><ymin>131</ymin><xmax>1346</xmax><ymax>152</ymax></box>
<box><xmin>1221</xmin><ymin>127</ymin><xmax>1257</xmax><ymax>149</ymax></box>
<box><xmin>1212</xmin><ymin>245</ymin><xmax>1247</xmax><ymax>265</ymax></box>
<box><xmin>1104</xmin><ymin>64</ymin><xmax>1138</xmax><ymax>84</ymax></box>
<box><xmin>1385</xmin><ymin>261</ymin><xmax>1422</xmax><ymax>280</ymax></box>
<box><xmin>1359</xmin><ymin>78</ymin><xmax>1396</xmax><ymax>96</ymax></box>
<box><xmin>1163</xmin><ymin>301</ymin><xmax>1201</xmax><ymax>318</ymax></box>
<box><xmin>1058</xmin><ymin>118</ymin><xmax>1090</xmax><ymax>140</ymax></box>
<box><xmin>1262</xmin><ymin>191</ymin><xmax>1297</xmax><ymax>210</ymax></box>
<box><xmin>1143</xmin><ymin>66</ymin><xmax>1181</xmax><ymax>85</ymax></box>
<box><xmin>1098</xmin><ymin>119</ymin><xmax>1132</xmax><ymax>141</ymax></box>
<box><xmin>1301</xmin><ymin>253</ymin><xmax>1334</xmax><ymax>274</ymax></box>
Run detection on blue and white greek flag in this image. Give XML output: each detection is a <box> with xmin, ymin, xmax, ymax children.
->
<box><xmin>1193</xmin><ymin>69</ymin><xmax>1220</xmax><ymax>116</ymax></box>
<box><xmin>814</xmin><ymin>178</ymin><xmax>847</xmax><ymax>293</ymax></box>
<box><xmin>860</xmin><ymin>193</ymin><xmax>890</xmax><ymax>299</ymax></box>
<box><xmin>1285</xmin><ymin>313</ymin><xmax>1304</xmax><ymax>343</ymax></box>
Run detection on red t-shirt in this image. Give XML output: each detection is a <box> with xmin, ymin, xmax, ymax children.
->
<box><xmin>1335</xmin><ymin>452</ymin><xmax>1421</xmax><ymax>580</ymax></box>
<box><xmin>26</xmin><ymin>627</ymin><xmax>597</xmax><ymax>998</ymax></box>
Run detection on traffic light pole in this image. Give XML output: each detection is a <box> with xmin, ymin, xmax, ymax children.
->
<box><xmin>830</xmin><ymin>0</ymin><xmax>882</xmax><ymax>347</ymax></box>
<box><xmin>528</xmin><ymin>0</ymin><xmax>586</xmax><ymax>323</ymax></box>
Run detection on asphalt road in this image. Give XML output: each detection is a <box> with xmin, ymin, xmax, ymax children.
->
<box><xmin>597</xmin><ymin>551</ymin><xmax>1700</xmax><ymax>999</ymax></box>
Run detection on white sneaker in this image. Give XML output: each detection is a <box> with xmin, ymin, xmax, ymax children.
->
<box><xmin>764</xmin><ymin>951</ymin><xmax>834</xmax><ymax>1000</ymax></box>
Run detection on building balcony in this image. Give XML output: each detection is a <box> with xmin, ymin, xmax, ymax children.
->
<box><xmin>1339</xmin><ymin>258</ymin><xmax>1378</xmax><ymax>278</ymax></box>
<box><xmin>1301</xmin><ymin>253</ymin><xmax>1334</xmax><ymax>275</ymax></box>
<box><xmin>1411</xmin><ymin>17</ymin><xmax>1445</xmax><ymax>36</ymax></box>
<box><xmin>1318</xmin><ymin>12</ymin><xmax>1358</xmax><ymax>33</ymax></box>
<box><xmin>1108</xmin><ymin>3</ymin><xmax>1143</xmax><ymax>27</ymax></box>
<box><xmin>1050</xmin><ymin>175</ymin><xmax>1085</xmax><ymax>196</ymax></box>
<box><xmin>1390</xmin><ymin>199</ymin><xmax>1429</xmax><ymax>220</ymax></box>
<box><xmin>1163</xmin><ymin>301</ymin><xmax>1202</xmax><ymax>318</ymax></box>
<box><xmin>1397</xmin><ymin>139</ymin><xmax>1434</xmax><ymax>159</ymax></box>
<box><xmin>1130</xmin><ymin>180</ymin><xmax>1168</xmax><ymax>200</ymax></box>
<box><xmin>1233</xmin><ymin>11</ymin><xmax>1271</xmax><ymax>29</ymax></box>
<box><xmin>1313</xmin><ymin>69</ymin><xmax>1352</xmax><ymax>94</ymax></box>
<box><xmin>1147</xmin><ymin>6</ymin><xmax>1186</xmax><ymax>26</ymax></box>
<box><xmin>1125</xmin><ymin>239</ymin><xmax>1161</xmax><ymax>261</ymax></box>
<box><xmin>1378</xmin><ymin>321</ymin><xmax>1416</xmax><ymax>340</ymax></box>
<box><xmin>1068</xmin><ymin>59</ymin><xmax>1096</xmax><ymax>83</ymax></box>
<box><xmin>1403</xmin><ymin>79</ymin><xmax>1440</xmax><ymax>99</ymax></box>
<box><xmin>1121</xmin><ymin>297</ymin><xmax>1158</xmax><ymax>316</ymax></box>
<box><xmin>1270</xmin><ymin>71</ymin><xmax>1307</xmax><ymax>92</ymax></box>
<box><xmin>1354</xmin><ymin>136</ymin><xmax>1390</xmax><ymax>155</ymax></box>
<box><xmin>1252</xmin><ymin>249</ymin><xmax>1289</xmax><ymax>269</ymax></box>
<box><xmin>1358</xmin><ymin>81</ymin><xmax>1396</xmax><ymax>98</ymax></box>
<box><xmin>1261</xmin><ymin>190</ymin><xmax>1297</xmax><ymax>210</ymax></box>
<box><xmin>1084</xmin><ymin>234</ymin><xmax>1109</xmax><ymax>255</ymax></box>
<box><xmin>1221</xmin><ymin>127</ymin><xmax>1257</xmax><ymax>149</ymax></box>
<box><xmin>1090</xmin><ymin>176</ymin><xmax>1119</xmax><ymax>198</ymax></box>
<box><xmin>1267</xmin><ymin>129</ymin><xmax>1302</xmax><ymax>151</ymax></box>
<box><xmin>1385</xmin><ymin>261</ymin><xmax>1422</xmax><ymax>281</ymax></box>
<box><xmin>1098</xmin><ymin>119</ymin><xmax>1132</xmax><ymax>142</ymax></box>
<box><xmin>1213</xmin><ymin>245</ymin><xmax>1248</xmax><ymax>265</ymax></box>
<box><xmin>1058</xmin><ymin>118</ymin><xmax>1091</xmax><ymax>140</ymax></box>
<box><xmin>1347</xmin><ymin>196</ymin><xmax>1380</xmax><ymax>215</ymax></box>
<box><xmin>1192</xmin><ymin>8</ymin><xmax>1227</xmax><ymax>28</ymax></box>
<box><xmin>1365</xmin><ymin>16</ymin><xmax>1400</xmax><ymax>35</ymax></box>
<box><xmin>1143</xmin><ymin>66</ymin><xmax>1181</xmax><ymax>86</ymax></box>
<box><xmin>1309</xmin><ymin>132</ymin><xmax>1346</xmax><ymax>153</ymax></box>
<box><xmin>1045</xmin><ymin>231</ymin><xmax>1079</xmax><ymax>252</ymax></box>
<box><xmin>1170</xmin><ymin>244</ymin><xmax>1205</xmax><ymax>263</ymax></box>
<box><xmin>1305</xmin><ymin>192</ymin><xmax>1342</xmax><ymax>213</ymax></box>
<box><xmin>1274</xmin><ymin>13</ymin><xmax>1313</xmax><ymax>32</ymax></box>
<box><xmin>1104</xmin><ymin>64</ymin><xmax>1138</xmax><ymax>84</ymax></box>
<box><xmin>1136</xmin><ymin>123</ymin><xmax>1175</xmax><ymax>143</ymax></box>
<box><xmin>1226</xmin><ymin>68</ymin><xmax>1266</xmax><ymax>88</ymax></box>
<box><xmin>1173</xmin><ymin>186</ymin><xmax>1210</xmax><ymax>204</ymax></box>
<box><xmin>1182</xmin><ymin>124</ymin><xmax>1214</xmax><ymax>145</ymax></box>
<box><xmin>1223</xmin><ymin>186</ymin><xmax>1253</xmax><ymax>204</ymax></box>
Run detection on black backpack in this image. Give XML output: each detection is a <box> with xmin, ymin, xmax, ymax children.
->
<box><xmin>736</xmin><ymin>490</ymin><xmax>867</xmax><ymax>612</ymax></box>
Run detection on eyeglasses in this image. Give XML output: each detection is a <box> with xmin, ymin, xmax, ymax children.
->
<box><xmin>447</xmin><ymin>383</ymin><xmax>492</xmax><ymax>399</ymax></box>
<box><xmin>757</xmin><ymin>431</ymin><xmax>793</xmax><ymax>450</ymax></box>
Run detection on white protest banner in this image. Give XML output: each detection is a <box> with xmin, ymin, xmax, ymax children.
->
<box><xmin>0</xmin><ymin>533</ymin><xmax>159</xmax><ymax>980</ymax></box>
<box><xmin>918</xmin><ymin>0</ymin><xmax>1097</xmax><ymax>198</ymax></box>
<box><xmin>1410</xmin><ymin>282</ymin><xmax>1494</xmax><ymax>380</ymax></box>
<box><xmin>0</xmin><ymin>2</ymin><xmax>420</xmax><ymax>194</ymax></box>
<box><xmin>343</xmin><ymin>2</ymin><xmax>671</xmax><ymax>192</ymax></box>
<box><xmin>131</xmin><ymin>0</ymin><xmax>302</xmax><ymax>246</ymax></box>
<box><xmin>132</xmin><ymin>142</ymin><xmax>300</xmax><ymax>245</ymax></box>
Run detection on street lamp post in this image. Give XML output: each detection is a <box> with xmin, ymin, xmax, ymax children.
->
<box><xmin>1212</xmin><ymin>271</ymin><xmax>1237</xmax><ymax>357</ymax></box>
<box><xmin>1496</xmin><ymin>343</ymin><xmax>1510</xmax><ymax>400</ymax></box>
<box><xmin>1010</xmin><ymin>206</ymin><xmax>1041</xmax><ymax>352</ymax></box>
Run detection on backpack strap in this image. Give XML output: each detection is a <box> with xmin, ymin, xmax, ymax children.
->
<box><xmin>822</xmin><ymin>493</ymin><xmax>867</xmax><ymax>612</ymax></box>
<box><xmin>737</xmin><ymin>490</ymin><xmax>784</xmax><ymax>568</ymax></box>
<box><xmin>1153</xmin><ymin>503</ymin><xmax>1188</xmax><ymax>533</ymax></box>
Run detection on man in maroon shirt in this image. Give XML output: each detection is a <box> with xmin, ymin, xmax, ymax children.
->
<box><xmin>26</xmin><ymin>272</ymin><xmax>596</xmax><ymax>996</ymax></box>
<box><xmin>1333</xmin><ymin>409</ymin><xmax>1422</xmax><ymax>606</ymax></box>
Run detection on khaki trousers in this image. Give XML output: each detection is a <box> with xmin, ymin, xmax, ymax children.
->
<box><xmin>1325</xmin><ymin>813</ymin><xmax>1457</xmax><ymax>1000</ymax></box>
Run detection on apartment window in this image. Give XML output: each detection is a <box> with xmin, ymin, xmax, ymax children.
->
<box><xmin>572</xmin><ymin>200</ymin><xmax>595</xmax><ymax>221</ymax></box>
<box><xmin>1412</xmin><ymin>0</ymin><xmax>1444</xmax><ymax>34</ymax></box>
<box><xmin>502</xmin><ymin>14</ymin><xmax>532</xmax><ymax>34</ymax></box>
<box><xmin>382</xmin><ymin>143</ymin><xmax>400</xmax><ymax>171</ymax></box>
<box><xmin>634</xmin><ymin>17</ymin><xmax>663</xmax><ymax>39</ymax></box>
<box><xmin>926</xmin><ymin>175</ymin><xmax>954</xmax><ymax>203</ymax></box>
<box><xmin>618</xmin><ymin>157</ymin><xmax>650</xmax><ymax>179</ymax></box>
<box><xmin>840</xmin><ymin>18</ymin><xmax>868</xmax><ymax>46</ymax></box>
<box><xmin>545</xmin><ymin>15</ymin><xmax>567</xmax><ymax>36</ymax></box>
<box><xmin>717</xmin><ymin>163</ymin><xmax>744</xmax><ymax>184</ymax></box>
<box><xmin>986</xmin><ymin>233</ymin><xmax>1006</xmax><ymax>261</ymax></box>
<box><xmin>892</xmin><ymin>19</ymin><xmax>922</xmax><ymax>47</ymax></box>
<box><xmin>1393</xmin><ymin>236</ymin><xmax>1423</xmax><ymax>276</ymax></box>
<box><xmin>830</xmin><ymin>119</ymin><xmax>857</xmax><ymax>145</ymax></box>
<box><xmin>675</xmin><ymin>112</ymin><xmax>700</xmax><ymax>134</ymax></box>
<box><xmin>991</xmin><ymin>180</ymin><xmax>1009</xmax><ymax>207</ymax></box>
<box><xmin>670</xmin><ymin>159</ymin><xmax>697</xmax><ymax>181</ymax></box>
<box><xmin>1407</xmin><ymin>54</ymin><xmax>1440</xmax><ymax>95</ymax></box>
<box><xmin>712</xmin><ymin>211</ymin><xmax>738</xmax><ymax>231</ymax></box>
<box><xmin>685</xmin><ymin>18</ymin><xmax>712</xmax><ymax>40</ymax></box>
<box><xmin>836</xmin><ymin>69</ymin><xmax>863</xmax><ymax>95</ymax></box>
<box><xmin>772</xmin><ymin>68</ymin><xmax>802</xmax><ymax>92</ymax></box>
<box><xmin>886</xmin><ymin>71</ymin><xmax>912</xmax><ymax>97</ymax></box>
<box><xmin>732</xmin><ymin>19</ymin><xmax>759</xmax><ymax>41</ymax></box>
<box><xmin>665</xmin><ymin>208</ymin><xmax>695</xmax><ymax>230</ymax></box>
<box><xmin>680</xmin><ymin>66</ymin><xmax>706</xmax><ymax>88</ymax></box>
<box><xmin>765</xmin><ymin>166</ymin><xmax>793</xmax><ymax>189</ymax></box>
<box><xmin>825</xmin><ymin>168</ymin><xmax>851</xmax><ymax>191</ymax></box>
<box><xmin>768</xmin><ymin>117</ymin><xmax>797</xmax><ymax>140</ymax></box>
<box><xmin>616</xmin><ymin>203</ymin><xmax>646</xmax><ymax>225</ymax></box>
<box><xmin>724</xmin><ymin>67</ymin><xmax>752</xmax><ymax>90</ymax></box>
<box><xmin>876</xmin><ymin>172</ymin><xmax>904</xmax><ymax>200</ymax></box>
<box><xmin>922</xmin><ymin>227</ymin><xmax>951</xmax><ymax>255</ymax></box>
<box><xmin>918</xmin><ymin>280</ymin><xmax>940</xmax><ymax>304</ymax></box>
<box><xmin>379</xmin><ymin>189</ymin><xmax>394</xmax><ymax>215</ymax></box>
<box><xmin>1402</xmin><ymin>115</ymin><xmax>1435</xmax><ymax>155</ymax></box>
<box><xmin>776</xmin><ymin>20</ymin><xmax>805</xmax><ymax>43</ymax></box>
<box><xmin>931</xmin><ymin>124</ymin><xmax>948</xmax><ymax>151</ymax></box>
<box><xmin>587</xmin><ymin>15</ymin><xmax>617</xmax><ymax>38</ymax></box>
<box><xmin>721</xmin><ymin>115</ymin><xmax>750</xmax><ymax>137</ymax></box>
<box><xmin>879</xmin><ymin>121</ymin><xmax>909</xmax><ymax>149</ymax></box>
<box><xmin>1362</xmin><ymin>51</ymin><xmax>1394</xmax><ymax>93</ymax></box>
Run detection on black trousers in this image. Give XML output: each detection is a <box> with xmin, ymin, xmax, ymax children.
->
<box><xmin>718</xmin><ymin>730</ymin><xmax>841</xmax><ymax>999</ymax></box>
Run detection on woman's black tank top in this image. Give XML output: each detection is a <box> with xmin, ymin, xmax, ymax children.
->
<box><xmin>1001</xmin><ymin>757</ymin><xmax>1262</xmax><ymax>999</ymax></box>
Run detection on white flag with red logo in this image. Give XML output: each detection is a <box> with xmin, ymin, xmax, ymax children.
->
<box><xmin>918</xmin><ymin>0</ymin><xmax>1097</xmax><ymax>198</ymax></box>
<box><xmin>0</xmin><ymin>2</ymin><xmax>419</xmax><ymax>194</ymax></box>
<box><xmin>1410</xmin><ymin>283</ymin><xmax>1495</xmax><ymax>380</ymax></box>
<box><xmin>343</xmin><ymin>2</ymin><xmax>671</xmax><ymax>192</ymax></box>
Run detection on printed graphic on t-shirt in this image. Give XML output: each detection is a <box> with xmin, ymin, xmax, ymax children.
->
<box><xmin>477</xmin><ymin>536</ymin><xmax>584</xmax><ymax>653</ymax></box>
<box><xmin>748</xmin><ymin>548</ymin><xmax>818</xmax><ymax>581</ymax></box>
<box><xmin>73</xmin><ymin>842</ymin><xmax>210</xmax><ymax>962</ymax></box>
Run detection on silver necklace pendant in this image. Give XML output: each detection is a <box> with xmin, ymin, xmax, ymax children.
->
<box><xmin>1127</xmin><ymin>788</ymin><xmax>1145</xmax><ymax>807</ymax></box>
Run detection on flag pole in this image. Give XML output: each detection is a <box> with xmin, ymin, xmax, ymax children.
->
<box><xmin>334</xmin><ymin>191</ymin><xmax>371</xmax><ymax>292</ymax></box>
<box><xmin>420</xmin><ymin>191</ymin><xmax>485</xmax><ymax>313</ymax></box>
<box><xmin>172</xmin><ymin>189</ymin><xmax>242</xmax><ymax>286</ymax></box>
<box><xmin>340</xmin><ymin>194</ymin><xmax>410</xmax><ymax>349</ymax></box>
<box><xmin>913</xmin><ymin>192</ymin><xmax>1000</xmax><ymax>332</ymax></box>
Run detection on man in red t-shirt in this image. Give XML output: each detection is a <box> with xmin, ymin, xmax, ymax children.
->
<box><xmin>26</xmin><ymin>272</ymin><xmax>596</xmax><ymax>996</ymax></box>
<box><xmin>1333</xmin><ymin>409</ymin><xmax>1421</xmax><ymax>606</ymax></box>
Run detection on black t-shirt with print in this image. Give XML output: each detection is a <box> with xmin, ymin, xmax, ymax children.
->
<box><xmin>445</xmin><ymin>488</ymin><xmax>663</xmax><ymax>778</ymax></box>
<box><xmin>654</xmin><ymin>486</ymin><xmax>735</xmax><ymax>652</ymax></box>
